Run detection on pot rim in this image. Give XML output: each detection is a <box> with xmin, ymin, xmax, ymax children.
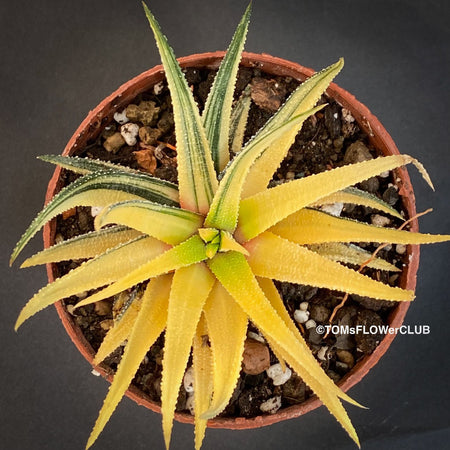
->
<box><xmin>43</xmin><ymin>51</ymin><xmax>419</xmax><ymax>430</ymax></box>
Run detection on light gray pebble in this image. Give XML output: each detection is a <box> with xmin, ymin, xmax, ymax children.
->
<box><xmin>260</xmin><ymin>396</ymin><xmax>282</xmax><ymax>414</ymax></box>
<box><xmin>183</xmin><ymin>366</ymin><xmax>195</xmax><ymax>393</ymax></box>
<box><xmin>371</xmin><ymin>214</ymin><xmax>391</xmax><ymax>227</ymax></box>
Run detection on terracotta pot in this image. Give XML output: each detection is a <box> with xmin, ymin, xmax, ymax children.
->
<box><xmin>43</xmin><ymin>52</ymin><xmax>419</xmax><ymax>430</ymax></box>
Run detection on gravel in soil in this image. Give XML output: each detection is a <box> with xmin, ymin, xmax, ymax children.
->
<box><xmin>54</xmin><ymin>65</ymin><xmax>409</xmax><ymax>418</ymax></box>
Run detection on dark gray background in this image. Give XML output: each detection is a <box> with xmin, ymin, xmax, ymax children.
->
<box><xmin>1</xmin><ymin>0</ymin><xmax>449</xmax><ymax>449</ymax></box>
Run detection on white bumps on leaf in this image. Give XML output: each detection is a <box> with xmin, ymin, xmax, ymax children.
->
<box><xmin>266</xmin><ymin>363</ymin><xmax>292</xmax><ymax>386</ymax></box>
<box><xmin>183</xmin><ymin>366</ymin><xmax>195</xmax><ymax>393</ymax></box>
<box><xmin>120</xmin><ymin>123</ymin><xmax>139</xmax><ymax>146</ymax></box>
<box><xmin>260</xmin><ymin>396</ymin><xmax>282</xmax><ymax>414</ymax></box>
<box><xmin>113</xmin><ymin>110</ymin><xmax>129</xmax><ymax>125</ymax></box>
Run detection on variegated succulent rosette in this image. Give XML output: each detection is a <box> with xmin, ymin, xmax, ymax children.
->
<box><xmin>11</xmin><ymin>3</ymin><xmax>450</xmax><ymax>450</ymax></box>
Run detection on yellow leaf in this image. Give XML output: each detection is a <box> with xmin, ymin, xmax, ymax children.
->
<box><xmin>161</xmin><ymin>263</ymin><xmax>215</xmax><ymax>449</ymax></box>
<box><xmin>94</xmin><ymin>295</ymin><xmax>142</xmax><ymax>364</ymax></box>
<box><xmin>86</xmin><ymin>274</ymin><xmax>171</xmax><ymax>449</ymax></box>
<box><xmin>245</xmin><ymin>232</ymin><xmax>414</xmax><ymax>301</ymax></box>
<box><xmin>74</xmin><ymin>235</ymin><xmax>208</xmax><ymax>310</ymax></box>
<box><xmin>237</xmin><ymin>154</ymin><xmax>431</xmax><ymax>241</ymax></box>
<box><xmin>21</xmin><ymin>227</ymin><xmax>142</xmax><ymax>268</ymax></box>
<box><xmin>15</xmin><ymin>236</ymin><xmax>169</xmax><ymax>330</ymax></box>
<box><xmin>242</xmin><ymin>58</ymin><xmax>344</xmax><ymax>198</ymax></box>
<box><xmin>202</xmin><ymin>282</ymin><xmax>247</xmax><ymax>419</ymax></box>
<box><xmin>272</xmin><ymin>208</ymin><xmax>450</xmax><ymax>246</ymax></box>
<box><xmin>95</xmin><ymin>200</ymin><xmax>204</xmax><ymax>245</ymax></box>
<box><xmin>192</xmin><ymin>315</ymin><xmax>213</xmax><ymax>450</ymax></box>
<box><xmin>208</xmin><ymin>252</ymin><xmax>360</xmax><ymax>446</ymax></box>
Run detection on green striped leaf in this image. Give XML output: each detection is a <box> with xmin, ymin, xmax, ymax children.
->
<box><xmin>313</xmin><ymin>186</ymin><xmax>403</xmax><ymax>220</ymax></box>
<box><xmin>10</xmin><ymin>169</ymin><xmax>178</xmax><ymax>265</ymax></box>
<box><xmin>242</xmin><ymin>58</ymin><xmax>344</xmax><ymax>197</ymax></box>
<box><xmin>205</xmin><ymin>106</ymin><xmax>325</xmax><ymax>232</ymax></box>
<box><xmin>229</xmin><ymin>86</ymin><xmax>252</xmax><ymax>156</ymax></box>
<box><xmin>202</xmin><ymin>3</ymin><xmax>251</xmax><ymax>172</ymax></box>
<box><xmin>21</xmin><ymin>226</ymin><xmax>142</xmax><ymax>268</ymax></box>
<box><xmin>39</xmin><ymin>154</ymin><xmax>149</xmax><ymax>176</ymax></box>
<box><xmin>95</xmin><ymin>200</ymin><xmax>204</xmax><ymax>245</ymax></box>
<box><xmin>308</xmin><ymin>242</ymin><xmax>401</xmax><ymax>272</ymax></box>
<box><xmin>143</xmin><ymin>3</ymin><xmax>218</xmax><ymax>215</ymax></box>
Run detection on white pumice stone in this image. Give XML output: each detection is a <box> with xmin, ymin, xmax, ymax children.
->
<box><xmin>183</xmin><ymin>366</ymin><xmax>195</xmax><ymax>393</ymax></box>
<box><xmin>317</xmin><ymin>346</ymin><xmax>329</xmax><ymax>361</ymax></box>
<box><xmin>266</xmin><ymin>363</ymin><xmax>292</xmax><ymax>386</ymax></box>
<box><xmin>153</xmin><ymin>81</ymin><xmax>164</xmax><ymax>95</ymax></box>
<box><xmin>299</xmin><ymin>302</ymin><xmax>309</xmax><ymax>311</ymax></box>
<box><xmin>371</xmin><ymin>214</ymin><xmax>391</xmax><ymax>227</ymax></box>
<box><xmin>114</xmin><ymin>110</ymin><xmax>129</xmax><ymax>125</ymax></box>
<box><xmin>260</xmin><ymin>396</ymin><xmax>282</xmax><ymax>414</ymax></box>
<box><xmin>320</xmin><ymin>202</ymin><xmax>344</xmax><ymax>217</ymax></box>
<box><xmin>91</xmin><ymin>206</ymin><xmax>103</xmax><ymax>217</ymax></box>
<box><xmin>396</xmin><ymin>244</ymin><xmax>407</xmax><ymax>255</ymax></box>
<box><xmin>379</xmin><ymin>170</ymin><xmax>390</xmax><ymax>178</ymax></box>
<box><xmin>120</xmin><ymin>123</ymin><xmax>139</xmax><ymax>146</ymax></box>
<box><xmin>247</xmin><ymin>331</ymin><xmax>265</xmax><ymax>343</ymax></box>
<box><xmin>305</xmin><ymin>319</ymin><xmax>316</xmax><ymax>330</ymax></box>
<box><xmin>91</xmin><ymin>369</ymin><xmax>101</xmax><ymax>377</ymax></box>
<box><xmin>294</xmin><ymin>309</ymin><xmax>309</xmax><ymax>324</ymax></box>
<box><xmin>185</xmin><ymin>394</ymin><xmax>195</xmax><ymax>415</ymax></box>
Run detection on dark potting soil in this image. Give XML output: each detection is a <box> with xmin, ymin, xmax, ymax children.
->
<box><xmin>54</xmin><ymin>65</ymin><xmax>409</xmax><ymax>419</ymax></box>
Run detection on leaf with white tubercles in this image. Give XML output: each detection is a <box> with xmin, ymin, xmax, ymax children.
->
<box><xmin>39</xmin><ymin>154</ymin><xmax>164</xmax><ymax>178</ymax></box>
<box><xmin>161</xmin><ymin>264</ymin><xmax>214</xmax><ymax>449</ymax></box>
<box><xmin>94</xmin><ymin>294</ymin><xmax>142</xmax><ymax>364</ymax></box>
<box><xmin>86</xmin><ymin>274</ymin><xmax>171</xmax><ymax>450</ymax></box>
<box><xmin>74</xmin><ymin>235</ymin><xmax>208</xmax><ymax>309</ymax></box>
<box><xmin>229</xmin><ymin>86</ymin><xmax>252</xmax><ymax>156</ymax></box>
<box><xmin>308</xmin><ymin>243</ymin><xmax>401</xmax><ymax>272</ymax></box>
<box><xmin>242</xmin><ymin>58</ymin><xmax>344</xmax><ymax>198</ymax></box>
<box><xmin>205</xmin><ymin>105</ymin><xmax>325</xmax><ymax>232</ymax></box>
<box><xmin>245</xmin><ymin>232</ymin><xmax>414</xmax><ymax>301</ymax></box>
<box><xmin>143</xmin><ymin>3</ymin><xmax>218</xmax><ymax>214</ymax></box>
<box><xmin>312</xmin><ymin>186</ymin><xmax>403</xmax><ymax>220</ymax></box>
<box><xmin>21</xmin><ymin>226</ymin><xmax>142</xmax><ymax>268</ymax></box>
<box><xmin>272</xmin><ymin>208</ymin><xmax>450</xmax><ymax>246</ymax></box>
<box><xmin>201</xmin><ymin>282</ymin><xmax>247</xmax><ymax>419</ymax></box>
<box><xmin>208</xmin><ymin>251</ymin><xmax>361</xmax><ymax>446</ymax></box>
<box><xmin>15</xmin><ymin>236</ymin><xmax>169</xmax><ymax>330</ymax></box>
<box><xmin>192</xmin><ymin>314</ymin><xmax>213</xmax><ymax>450</ymax></box>
<box><xmin>202</xmin><ymin>3</ymin><xmax>251</xmax><ymax>172</ymax></box>
<box><xmin>95</xmin><ymin>200</ymin><xmax>204</xmax><ymax>245</ymax></box>
<box><xmin>10</xmin><ymin>169</ymin><xmax>179</xmax><ymax>265</ymax></box>
<box><xmin>237</xmin><ymin>154</ymin><xmax>433</xmax><ymax>241</ymax></box>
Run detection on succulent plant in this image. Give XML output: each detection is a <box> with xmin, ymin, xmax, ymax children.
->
<box><xmin>11</xmin><ymin>3</ymin><xmax>450</xmax><ymax>450</ymax></box>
